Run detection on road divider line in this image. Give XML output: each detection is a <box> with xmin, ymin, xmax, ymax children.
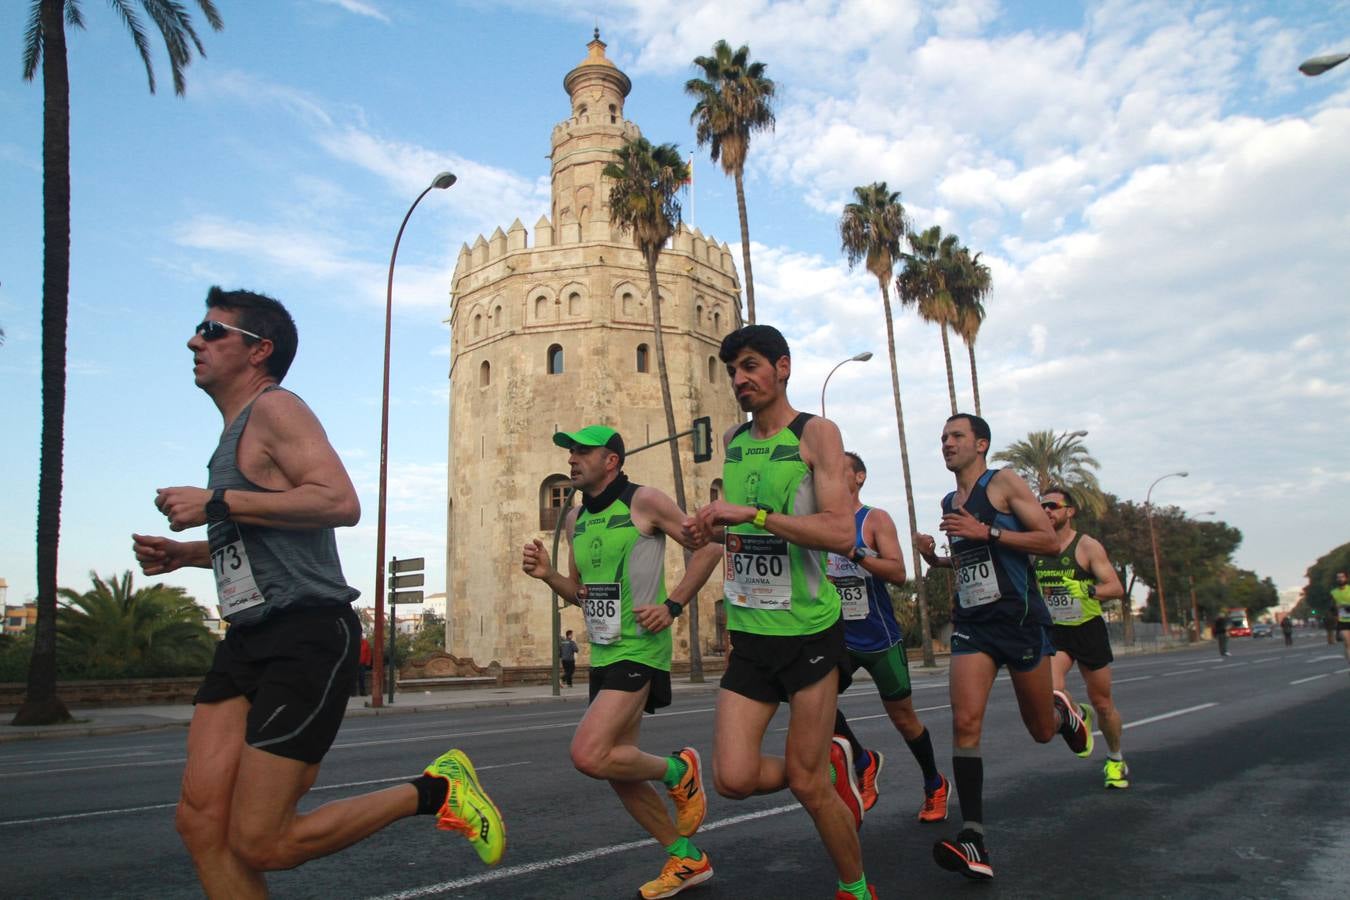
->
<box><xmin>1120</xmin><ymin>703</ymin><xmax>1216</xmax><ymax>730</ymax></box>
<box><xmin>363</xmin><ymin>803</ymin><xmax>803</xmax><ymax>900</ymax></box>
<box><xmin>1290</xmin><ymin>669</ymin><xmax>1349</xmax><ymax>685</ymax></box>
<box><xmin>777</xmin><ymin>704</ymin><xmax>950</xmax><ymax>732</ymax></box>
<box><xmin>1160</xmin><ymin>671</ymin><xmax>1188</xmax><ymax>677</ymax></box>
<box><xmin>1112</xmin><ymin>676</ymin><xmax>1153</xmax><ymax>685</ymax></box>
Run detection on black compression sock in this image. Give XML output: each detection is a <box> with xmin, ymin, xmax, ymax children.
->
<box><xmin>952</xmin><ymin>748</ymin><xmax>984</xmax><ymax>828</ymax></box>
<box><xmin>410</xmin><ymin>774</ymin><xmax>450</xmax><ymax>815</ymax></box>
<box><xmin>834</xmin><ymin>709</ymin><xmax>867</xmax><ymax>770</ymax></box>
<box><xmin>906</xmin><ymin>727</ymin><xmax>941</xmax><ymax>785</ymax></box>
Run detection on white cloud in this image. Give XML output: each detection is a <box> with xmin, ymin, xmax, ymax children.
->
<box><xmin>313</xmin><ymin>0</ymin><xmax>390</xmax><ymax>23</ymax></box>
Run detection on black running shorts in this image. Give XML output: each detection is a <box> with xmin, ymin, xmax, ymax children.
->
<box><xmin>721</xmin><ymin>617</ymin><xmax>851</xmax><ymax>703</ymax></box>
<box><xmin>194</xmin><ymin>604</ymin><xmax>359</xmax><ymax>764</ymax></box>
<box><xmin>1049</xmin><ymin>615</ymin><xmax>1115</xmax><ymax>670</ymax></box>
<box><xmin>950</xmin><ymin>619</ymin><xmax>1053</xmax><ymax>673</ymax></box>
<box><xmin>589</xmin><ymin>660</ymin><xmax>672</xmax><ymax>713</ymax></box>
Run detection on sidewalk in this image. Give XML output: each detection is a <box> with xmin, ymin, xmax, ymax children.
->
<box><xmin>0</xmin><ymin>636</ymin><xmax>1193</xmax><ymax>744</ymax></box>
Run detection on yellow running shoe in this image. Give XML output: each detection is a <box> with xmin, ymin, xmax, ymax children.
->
<box><xmin>1103</xmin><ymin>758</ymin><xmax>1130</xmax><ymax>789</ymax></box>
<box><xmin>639</xmin><ymin>852</ymin><xmax>713</xmax><ymax>899</ymax></box>
<box><xmin>423</xmin><ymin>749</ymin><xmax>506</xmax><ymax>866</ymax></box>
<box><xmin>668</xmin><ymin>747</ymin><xmax>707</xmax><ymax>837</ymax></box>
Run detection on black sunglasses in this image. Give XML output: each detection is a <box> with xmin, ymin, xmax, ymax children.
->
<box><xmin>195</xmin><ymin>319</ymin><xmax>263</xmax><ymax>342</ymax></box>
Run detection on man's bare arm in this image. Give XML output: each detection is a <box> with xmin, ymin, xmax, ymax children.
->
<box><xmin>1082</xmin><ymin>535</ymin><xmax>1125</xmax><ymax>600</ymax></box>
<box><xmin>860</xmin><ymin>508</ymin><xmax>907</xmax><ymax>586</ymax></box>
<box><xmin>990</xmin><ymin>470</ymin><xmax>1060</xmax><ymax>556</ymax></box>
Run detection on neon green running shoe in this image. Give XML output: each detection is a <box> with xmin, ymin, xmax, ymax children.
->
<box><xmin>424</xmin><ymin>749</ymin><xmax>506</xmax><ymax>865</ymax></box>
<box><xmin>1103</xmin><ymin>758</ymin><xmax>1130</xmax><ymax>789</ymax></box>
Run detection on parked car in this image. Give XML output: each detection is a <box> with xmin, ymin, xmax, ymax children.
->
<box><xmin>1251</xmin><ymin>622</ymin><xmax>1274</xmax><ymax>638</ymax></box>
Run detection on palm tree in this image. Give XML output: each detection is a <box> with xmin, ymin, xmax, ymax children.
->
<box><xmin>686</xmin><ymin>40</ymin><xmax>775</xmax><ymax>325</ymax></box>
<box><xmin>840</xmin><ymin>182</ymin><xmax>935</xmax><ymax>667</ymax></box>
<box><xmin>604</xmin><ymin>137</ymin><xmax>706</xmax><ymax>680</ymax></box>
<box><xmin>991</xmin><ymin>429</ymin><xmax>1105</xmax><ymax>513</ymax></box>
<box><xmin>57</xmin><ymin>571</ymin><xmax>215</xmax><ymax>678</ymax></box>
<box><xmin>15</xmin><ymin>0</ymin><xmax>223</xmax><ymax>726</ymax></box>
<box><xmin>949</xmin><ymin>246</ymin><xmax>991</xmax><ymax>415</ymax></box>
<box><xmin>897</xmin><ymin>224</ymin><xmax>961</xmax><ymax>414</ymax></box>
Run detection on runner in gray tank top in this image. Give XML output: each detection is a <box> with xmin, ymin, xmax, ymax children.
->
<box><xmin>133</xmin><ymin>287</ymin><xmax>505</xmax><ymax>896</ymax></box>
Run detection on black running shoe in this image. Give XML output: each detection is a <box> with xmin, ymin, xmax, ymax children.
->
<box><xmin>934</xmin><ymin>829</ymin><xmax>993</xmax><ymax>880</ymax></box>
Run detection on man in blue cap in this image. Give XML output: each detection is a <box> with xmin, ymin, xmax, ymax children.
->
<box><xmin>523</xmin><ymin>424</ymin><xmax>717</xmax><ymax>899</ymax></box>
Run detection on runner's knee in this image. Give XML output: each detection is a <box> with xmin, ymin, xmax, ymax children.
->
<box><xmin>713</xmin><ymin>761</ymin><xmax>757</xmax><ymax>799</ymax></box>
<box><xmin>175</xmin><ymin>795</ymin><xmax>227</xmax><ymax>853</ymax></box>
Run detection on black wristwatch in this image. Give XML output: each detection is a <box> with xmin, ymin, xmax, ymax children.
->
<box><xmin>205</xmin><ymin>488</ymin><xmax>231</xmax><ymax>524</ymax></box>
<box><xmin>850</xmin><ymin>546</ymin><xmax>878</xmax><ymax>564</ymax></box>
<box><xmin>1087</xmin><ymin>584</ymin><xmax>1097</xmax><ymax>599</ymax></box>
<box><xmin>664</xmin><ymin>599</ymin><xmax>684</xmax><ymax>618</ymax></box>
<box><xmin>987</xmin><ymin>525</ymin><xmax>1002</xmax><ymax>543</ymax></box>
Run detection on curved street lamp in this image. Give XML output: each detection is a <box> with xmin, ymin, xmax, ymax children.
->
<box><xmin>820</xmin><ymin>351</ymin><xmax>873</xmax><ymax>417</ymax></box>
<box><xmin>1146</xmin><ymin>470</ymin><xmax>1188</xmax><ymax>638</ymax></box>
<box><xmin>1299</xmin><ymin>52</ymin><xmax>1349</xmax><ymax>77</ymax></box>
<box><xmin>1187</xmin><ymin>510</ymin><xmax>1216</xmax><ymax>640</ymax></box>
<box><xmin>371</xmin><ymin>171</ymin><xmax>457</xmax><ymax>707</ymax></box>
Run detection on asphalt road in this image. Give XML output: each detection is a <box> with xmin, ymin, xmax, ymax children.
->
<box><xmin>2</xmin><ymin>634</ymin><xmax>1347</xmax><ymax>899</ymax></box>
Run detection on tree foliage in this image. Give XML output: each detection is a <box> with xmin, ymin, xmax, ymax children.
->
<box><xmin>55</xmin><ymin>570</ymin><xmax>216</xmax><ymax>678</ymax></box>
<box><xmin>992</xmin><ymin>429</ymin><xmax>1105</xmax><ymax>513</ymax></box>
<box><xmin>686</xmin><ymin>39</ymin><xmax>774</xmax><ymax>323</ymax></box>
<box><xmin>14</xmin><ymin>0</ymin><xmax>222</xmax><ymax>726</ymax></box>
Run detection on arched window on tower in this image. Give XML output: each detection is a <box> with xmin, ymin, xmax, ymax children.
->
<box><xmin>609</xmin><ymin>103</ymin><xmax>617</xmax><ymax>124</ymax></box>
<box><xmin>622</xmin><ymin>291</ymin><xmax>634</xmax><ymax>316</ymax></box>
<box><xmin>713</xmin><ymin>310</ymin><xmax>721</xmax><ymax>333</ymax></box>
<box><xmin>535</xmin><ymin>296</ymin><xmax>548</xmax><ymax>320</ymax></box>
<box><xmin>578</xmin><ymin>103</ymin><xmax>588</xmax><ymax>120</ymax></box>
<box><xmin>636</xmin><ymin>343</ymin><xmax>649</xmax><ymax>373</ymax></box>
<box><xmin>493</xmin><ymin>305</ymin><xmax>502</xmax><ymax>328</ymax></box>
<box><xmin>479</xmin><ymin>360</ymin><xmax>490</xmax><ymax>387</ymax></box>
<box><xmin>710</xmin><ymin>478</ymin><xmax>723</xmax><ymax>502</ymax></box>
<box><xmin>473</xmin><ymin>313</ymin><xmax>482</xmax><ymax>338</ymax></box>
<box><xmin>568</xmin><ymin>291</ymin><xmax>581</xmax><ymax>316</ymax></box>
<box><xmin>540</xmin><ymin>474</ymin><xmax>575</xmax><ymax>531</ymax></box>
<box><xmin>708</xmin><ymin>356</ymin><xmax>717</xmax><ymax>383</ymax></box>
<box><xmin>547</xmin><ymin>344</ymin><xmax>564</xmax><ymax>374</ymax></box>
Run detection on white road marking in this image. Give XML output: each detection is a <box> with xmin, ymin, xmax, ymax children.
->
<box><xmin>1307</xmin><ymin>655</ymin><xmax>1343</xmax><ymax>663</ymax></box>
<box><xmin>1160</xmin><ymin>671</ymin><xmax>1189</xmax><ymax>677</ymax></box>
<box><xmin>0</xmin><ymin>761</ymin><xmax>531</xmax><ymax>828</ymax></box>
<box><xmin>776</xmin><ymin>704</ymin><xmax>951</xmax><ymax>731</ymax></box>
<box><xmin>363</xmin><ymin>803</ymin><xmax>803</xmax><ymax>900</ymax></box>
<box><xmin>1120</xmin><ymin>703</ymin><xmax>1216</xmax><ymax>730</ymax></box>
<box><xmin>1290</xmin><ymin>669</ymin><xmax>1350</xmax><ymax>685</ymax></box>
<box><xmin>1174</xmin><ymin>658</ymin><xmax>1222</xmax><ymax>667</ymax></box>
<box><xmin>1111</xmin><ymin>675</ymin><xmax>1153</xmax><ymax>685</ymax></box>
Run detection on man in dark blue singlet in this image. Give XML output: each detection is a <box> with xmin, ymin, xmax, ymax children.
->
<box><xmin>134</xmin><ymin>287</ymin><xmax>504</xmax><ymax>897</ymax></box>
<box><xmin>915</xmin><ymin>414</ymin><xmax>1091</xmax><ymax>881</ymax></box>
<box><xmin>825</xmin><ymin>452</ymin><xmax>949</xmax><ymax>823</ymax></box>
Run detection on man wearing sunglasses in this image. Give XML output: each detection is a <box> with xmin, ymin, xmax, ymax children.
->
<box><xmin>133</xmin><ymin>287</ymin><xmax>504</xmax><ymax>897</ymax></box>
<box><xmin>1032</xmin><ymin>486</ymin><xmax>1130</xmax><ymax>790</ymax></box>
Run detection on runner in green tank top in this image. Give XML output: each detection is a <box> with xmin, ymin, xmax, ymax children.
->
<box><xmin>683</xmin><ymin>325</ymin><xmax>875</xmax><ymax>900</ymax></box>
<box><xmin>522</xmin><ymin>425</ymin><xmax>716</xmax><ymax>899</ymax></box>
<box><xmin>1334</xmin><ymin>571</ymin><xmax>1350</xmax><ymax>667</ymax></box>
<box><xmin>1033</xmin><ymin>485</ymin><xmax>1131</xmax><ymax>790</ymax></box>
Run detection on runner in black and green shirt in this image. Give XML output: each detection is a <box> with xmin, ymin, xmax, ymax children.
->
<box><xmin>683</xmin><ymin>325</ymin><xmax>876</xmax><ymax>900</ymax></box>
<box><xmin>1033</xmin><ymin>485</ymin><xmax>1130</xmax><ymax>789</ymax></box>
<box><xmin>521</xmin><ymin>425</ymin><xmax>714</xmax><ymax>900</ymax></box>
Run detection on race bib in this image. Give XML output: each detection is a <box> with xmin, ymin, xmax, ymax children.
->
<box><xmin>1339</xmin><ymin>604</ymin><xmax>1350</xmax><ymax>624</ymax></box>
<box><xmin>725</xmin><ymin>532</ymin><xmax>792</xmax><ymax>611</ymax></box>
<box><xmin>826</xmin><ymin>553</ymin><xmax>869</xmax><ymax>620</ymax></box>
<box><xmin>954</xmin><ymin>543</ymin><xmax>1000</xmax><ymax>609</ymax></box>
<box><xmin>583</xmin><ymin>582</ymin><xmax>622</xmax><ymax>645</ymax></box>
<box><xmin>212</xmin><ymin>530</ymin><xmax>266</xmax><ymax>620</ymax></box>
<box><xmin>1042</xmin><ymin>584</ymin><xmax>1082</xmax><ymax>622</ymax></box>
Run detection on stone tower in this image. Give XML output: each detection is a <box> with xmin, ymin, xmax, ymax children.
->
<box><xmin>446</xmin><ymin>33</ymin><xmax>745</xmax><ymax>668</ymax></box>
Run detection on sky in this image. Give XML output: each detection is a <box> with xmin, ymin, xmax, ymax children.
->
<box><xmin>1</xmin><ymin>0</ymin><xmax>1347</xmax><ymax>616</ymax></box>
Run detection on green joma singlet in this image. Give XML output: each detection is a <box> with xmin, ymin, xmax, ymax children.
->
<box><xmin>1033</xmin><ymin>533</ymin><xmax>1102</xmax><ymax>626</ymax></box>
<box><xmin>1334</xmin><ymin>584</ymin><xmax>1350</xmax><ymax>624</ymax></box>
<box><xmin>722</xmin><ymin>412</ymin><xmax>840</xmax><ymax>636</ymax></box>
<box><xmin>573</xmin><ymin>481</ymin><xmax>671</xmax><ymax>670</ymax></box>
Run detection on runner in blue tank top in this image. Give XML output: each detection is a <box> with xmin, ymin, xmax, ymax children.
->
<box><xmin>915</xmin><ymin>414</ymin><xmax>1091</xmax><ymax>882</ymax></box>
<box><xmin>825</xmin><ymin>453</ymin><xmax>950</xmax><ymax>824</ymax></box>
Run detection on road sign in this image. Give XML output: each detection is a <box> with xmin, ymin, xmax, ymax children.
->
<box><xmin>390</xmin><ymin>557</ymin><xmax>425</xmax><ymax>574</ymax></box>
<box><xmin>692</xmin><ymin>416</ymin><xmax>713</xmax><ymax>463</ymax></box>
<box><xmin>390</xmin><ymin>573</ymin><xmax>425</xmax><ymax>590</ymax></box>
<box><xmin>390</xmin><ymin>590</ymin><xmax>424</xmax><ymax>605</ymax></box>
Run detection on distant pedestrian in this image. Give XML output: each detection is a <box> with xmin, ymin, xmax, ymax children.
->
<box><xmin>1280</xmin><ymin>616</ymin><xmax>1293</xmax><ymax>647</ymax></box>
<box><xmin>1334</xmin><ymin>572</ymin><xmax>1350</xmax><ymax>665</ymax></box>
<box><xmin>560</xmin><ymin>629</ymin><xmax>578</xmax><ymax>687</ymax></box>
<box><xmin>1213</xmin><ymin>613</ymin><xmax>1230</xmax><ymax>657</ymax></box>
<box><xmin>358</xmin><ymin>636</ymin><xmax>373</xmax><ymax>695</ymax></box>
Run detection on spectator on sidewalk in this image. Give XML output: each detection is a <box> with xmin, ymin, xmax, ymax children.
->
<box><xmin>560</xmin><ymin>630</ymin><xmax>579</xmax><ymax>687</ymax></box>
<box><xmin>1213</xmin><ymin>613</ymin><xmax>1230</xmax><ymax>657</ymax></box>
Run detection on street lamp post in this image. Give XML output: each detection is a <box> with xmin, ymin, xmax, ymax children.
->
<box><xmin>820</xmin><ymin>351</ymin><xmax>873</xmax><ymax>416</ymax></box>
<box><xmin>370</xmin><ymin>171</ymin><xmax>457</xmax><ymax>708</ymax></box>
<box><xmin>1146</xmin><ymin>471</ymin><xmax>1188</xmax><ymax>639</ymax></box>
